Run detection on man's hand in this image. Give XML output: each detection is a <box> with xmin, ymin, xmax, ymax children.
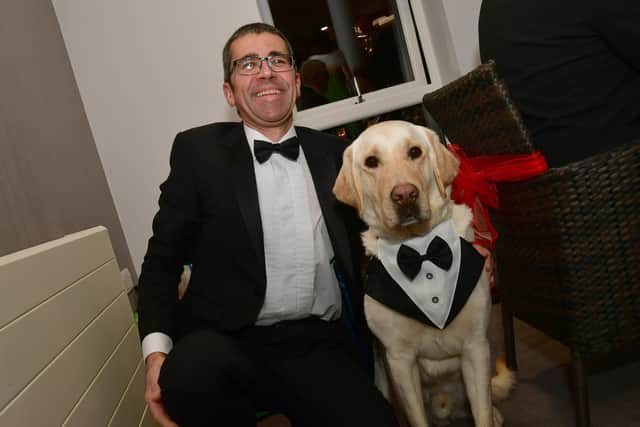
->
<box><xmin>473</xmin><ymin>243</ymin><xmax>495</xmax><ymax>289</ymax></box>
<box><xmin>145</xmin><ymin>352</ymin><xmax>179</xmax><ymax>427</ymax></box>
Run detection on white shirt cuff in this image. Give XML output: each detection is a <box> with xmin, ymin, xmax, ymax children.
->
<box><xmin>141</xmin><ymin>332</ymin><xmax>173</xmax><ymax>361</ymax></box>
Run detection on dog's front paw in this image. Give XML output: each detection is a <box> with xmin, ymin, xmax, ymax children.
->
<box><xmin>492</xmin><ymin>406</ymin><xmax>504</xmax><ymax>427</ymax></box>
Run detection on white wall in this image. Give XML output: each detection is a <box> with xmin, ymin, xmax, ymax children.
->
<box><xmin>52</xmin><ymin>0</ymin><xmax>263</xmax><ymax>274</ymax></box>
<box><xmin>442</xmin><ymin>0</ymin><xmax>482</xmax><ymax>74</ymax></box>
<box><xmin>52</xmin><ymin>0</ymin><xmax>481</xmax><ymax>276</ymax></box>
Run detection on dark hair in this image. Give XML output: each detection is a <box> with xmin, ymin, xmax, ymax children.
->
<box><xmin>222</xmin><ymin>22</ymin><xmax>295</xmax><ymax>83</ymax></box>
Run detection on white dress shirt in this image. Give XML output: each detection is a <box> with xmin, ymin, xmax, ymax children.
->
<box><xmin>142</xmin><ymin>124</ymin><xmax>341</xmax><ymax>360</ymax></box>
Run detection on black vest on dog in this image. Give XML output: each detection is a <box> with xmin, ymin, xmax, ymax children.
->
<box><xmin>365</xmin><ymin>238</ymin><xmax>485</xmax><ymax>328</ymax></box>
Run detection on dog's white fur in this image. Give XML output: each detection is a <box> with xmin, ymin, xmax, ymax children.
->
<box><xmin>334</xmin><ymin>121</ymin><xmax>513</xmax><ymax>427</ymax></box>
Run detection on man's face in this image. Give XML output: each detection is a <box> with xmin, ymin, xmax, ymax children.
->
<box><xmin>223</xmin><ymin>32</ymin><xmax>301</xmax><ymax>133</ymax></box>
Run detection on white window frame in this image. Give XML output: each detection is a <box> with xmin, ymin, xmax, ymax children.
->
<box><xmin>257</xmin><ymin>0</ymin><xmax>459</xmax><ymax>130</ymax></box>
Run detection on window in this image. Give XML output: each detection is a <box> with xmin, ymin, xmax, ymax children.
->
<box><xmin>258</xmin><ymin>0</ymin><xmax>458</xmax><ymax>130</ymax></box>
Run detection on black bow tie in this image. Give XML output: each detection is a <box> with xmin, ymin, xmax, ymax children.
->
<box><xmin>397</xmin><ymin>236</ymin><xmax>453</xmax><ymax>280</ymax></box>
<box><xmin>253</xmin><ymin>137</ymin><xmax>300</xmax><ymax>163</ymax></box>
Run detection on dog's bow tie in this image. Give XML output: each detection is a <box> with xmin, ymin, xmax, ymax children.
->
<box><xmin>397</xmin><ymin>236</ymin><xmax>453</xmax><ymax>280</ymax></box>
<box><xmin>254</xmin><ymin>137</ymin><xmax>300</xmax><ymax>163</ymax></box>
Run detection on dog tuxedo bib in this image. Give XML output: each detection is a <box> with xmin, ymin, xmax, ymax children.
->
<box><xmin>366</xmin><ymin>220</ymin><xmax>485</xmax><ymax>329</ymax></box>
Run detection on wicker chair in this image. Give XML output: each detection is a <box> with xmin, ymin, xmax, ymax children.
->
<box><xmin>422</xmin><ymin>61</ymin><xmax>640</xmax><ymax>427</ymax></box>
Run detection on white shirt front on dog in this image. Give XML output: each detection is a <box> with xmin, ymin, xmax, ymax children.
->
<box><xmin>377</xmin><ymin>219</ymin><xmax>461</xmax><ymax>329</ymax></box>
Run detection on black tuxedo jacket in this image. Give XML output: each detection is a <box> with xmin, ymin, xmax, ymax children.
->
<box><xmin>137</xmin><ymin>122</ymin><xmax>365</xmax><ymax>342</ymax></box>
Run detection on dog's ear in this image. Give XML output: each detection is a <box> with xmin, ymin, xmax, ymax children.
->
<box><xmin>333</xmin><ymin>145</ymin><xmax>362</xmax><ymax>212</ymax></box>
<box><xmin>423</xmin><ymin>127</ymin><xmax>460</xmax><ymax>198</ymax></box>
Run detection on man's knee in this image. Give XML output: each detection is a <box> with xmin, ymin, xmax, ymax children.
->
<box><xmin>159</xmin><ymin>329</ymin><xmax>257</xmax><ymax>394</ymax></box>
<box><xmin>157</xmin><ymin>330</ymin><xmax>259</xmax><ymax>426</ymax></box>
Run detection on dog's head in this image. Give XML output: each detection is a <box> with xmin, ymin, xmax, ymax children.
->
<box><xmin>333</xmin><ymin>120</ymin><xmax>459</xmax><ymax>240</ymax></box>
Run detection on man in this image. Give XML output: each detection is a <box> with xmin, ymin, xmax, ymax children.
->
<box><xmin>479</xmin><ymin>0</ymin><xmax>640</xmax><ymax>167</ymax></box>
<box><xmin>297</xmin><ymin>59</ymin><xmax>330</xmax><ymax>110</ymax></box>
<box><xmin>137</xmin><ymin>23</ymin><xmax>398</xmax><ymax>427</ymax></box>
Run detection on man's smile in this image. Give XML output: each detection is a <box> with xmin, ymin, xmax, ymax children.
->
<box><xmin>255</xmin><ymin>88</ymin><xmax>283</xmax><ymax>97</ymax></box>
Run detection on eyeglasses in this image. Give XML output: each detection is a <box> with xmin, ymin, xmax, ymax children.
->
<box><xmin>231</xmin><ymin>54</ymin><xmax>295</xmax><ymax>75</ymax></box>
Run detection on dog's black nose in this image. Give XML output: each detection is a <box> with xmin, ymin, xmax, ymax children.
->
<box><xmin>391</xmin><ymin>183</ymin><xmax>418</xmax><ymax>206</ymax></box>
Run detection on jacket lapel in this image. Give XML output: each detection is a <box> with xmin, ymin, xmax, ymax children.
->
<box><xmin>226</xmin><ymin>125</ymin><xmax>265</xmax><ymax>277</ymax></box>
<box><xmin>297</xmin><ymin>127</ymin><xmax>355</xmax><ymax>283</ymax></box>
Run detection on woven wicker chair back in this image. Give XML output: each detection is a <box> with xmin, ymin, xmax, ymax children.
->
<box><xmin>422</xmin><ymin>62</ymin><xmax>640</xmax><ymax>354</ymax></box>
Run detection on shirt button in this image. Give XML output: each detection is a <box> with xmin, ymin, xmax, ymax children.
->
<box><xmin>426</xmin><ymin>272</ymin><xmax>434</xmax><ymax>280</ymax></box>
<box><xmin>432</xmin><ymin>296</ymin><xmax>439</xmax><ymax>304</ymax></box>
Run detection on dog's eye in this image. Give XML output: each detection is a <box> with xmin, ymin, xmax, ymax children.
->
<box><xmin>408</xmin><ymin>146</ymin><xmax>422</xmax><ymax>159</ymax></box>
<box><xmin>364</xmin><ymin>156</ymin><xmax>379</xmax><ymax>168</ymax></box>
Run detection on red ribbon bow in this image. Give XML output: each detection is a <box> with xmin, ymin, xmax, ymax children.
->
<box><xmin>447</xmin><ymin>144</ymin><xmax>549</xmax><ymax>249</ymax></box>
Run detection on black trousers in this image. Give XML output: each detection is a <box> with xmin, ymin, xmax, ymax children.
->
<box><xmin>158</xmin><ymin>317</ymin><xmax>398</xmax><ymax>427</ymax></box>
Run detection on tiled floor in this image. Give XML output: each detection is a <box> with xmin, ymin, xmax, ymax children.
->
<box><xmin>487</xmin><ymin>305</ymin><xmax>640</xmax><ymax>427</ymax></box>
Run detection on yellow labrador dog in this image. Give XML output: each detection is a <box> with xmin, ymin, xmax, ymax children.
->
<box><xmin>333</xmin><ymin>121</ymin><xmax>513</xmax><ymax>427</ymax></box>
